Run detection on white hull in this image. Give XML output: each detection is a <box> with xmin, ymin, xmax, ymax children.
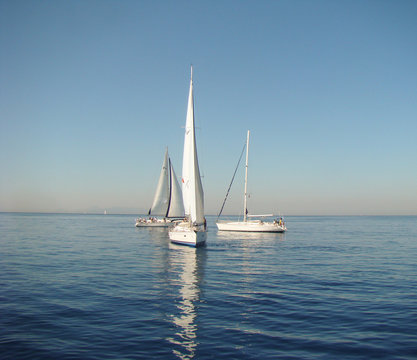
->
<box><xmin>135</xmin><ymin>222</ymin><xmax>171</xmax><ymax>228</ymax></box>
<box><xmin>135</xmin><ymin>218</ymin><xmax>174</xmax><ymax>228</ymax></box>
<box><xmin>217</xmin><ymin>220</ymin><xmax>286</xmax><ymax>233</ymax></box>
<box><xmin>169</xmin><ymin>222</ymin><xmax>206</xmax><ymax>247</ymax></box>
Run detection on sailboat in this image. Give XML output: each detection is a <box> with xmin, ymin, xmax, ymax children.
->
<box><xmin>169</xmin><ymin>67</ymin><xmax>207</xmax><ymax>246</ymax></box>
<box><xmin>216</xmin><ymin>130</ymin><xmax>286</xmax><ymax>232</ymax></box>
<box><xmin>136</xmin><ymin>148</ymin><xmax>184</xmax><ymax>227</ymax></box>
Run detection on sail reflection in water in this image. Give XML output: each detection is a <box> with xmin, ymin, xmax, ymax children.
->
<box><xmin>166</xmin><ymin>244</ymin><xmax>205</xmax><ymax>359</ymax></box>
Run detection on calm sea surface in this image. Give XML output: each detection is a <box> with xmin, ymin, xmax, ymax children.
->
<box><xmin>1</xmin><ymin>213</ymin><xmax>417</xmax><ymax>359</ymax></box>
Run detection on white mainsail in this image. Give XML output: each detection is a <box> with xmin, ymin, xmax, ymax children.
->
<box><xmin>181</xmin><ymin>67</ymin><xmax>205</xmax><ymax>225</ymax></box>
<box><xmin>149</xmin><ymin>148</ymin><xmax>184</xmax><ymax>218</ymax></box>
<box><xmin>167</xmin><ymin>159</ymin><xmax>184</xmax><ymax>218</ymax></box>
<box><xmin>149</xmin><ymin>149</ymin><xmax>170</xmax><ymax>216</ymax></box>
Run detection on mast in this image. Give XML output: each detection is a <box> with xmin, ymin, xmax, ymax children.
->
<box><xmin>165</xmin><ymin>157</ymin><xmax>172</xmax><ymax>218</ymax></box>
<box><xmin>243</xmin><ymin>130</ymin><xmax>250</xmax><ymax>222</ymax></box>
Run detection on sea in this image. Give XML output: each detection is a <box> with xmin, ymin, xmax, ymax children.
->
<box><xmin>1</xmin><ymin>213</ymin><xmax>416</xmax><ymax>360</ymax></box>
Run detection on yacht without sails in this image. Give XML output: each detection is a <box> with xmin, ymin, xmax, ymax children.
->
<box><xmin>216</xmin><ymin>130</ymin><xmax>286</xmax><ymax>233</ymax></box>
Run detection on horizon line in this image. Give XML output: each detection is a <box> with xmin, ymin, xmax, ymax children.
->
<box><xmin>1</xmin><ymin>211</ymin><xmax>416</xmax><ymax>217</ymax></box>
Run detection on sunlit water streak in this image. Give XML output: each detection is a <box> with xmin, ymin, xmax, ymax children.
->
<box><xmin>1</xmin><ymin>213</ymin><xmax>417</xmax><ymax>359</ymax></box>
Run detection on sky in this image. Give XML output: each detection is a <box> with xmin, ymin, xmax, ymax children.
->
<box><xmin>1</xmin><ymin>0</ymin><xmax>416</xmax><ymax>216</ymax></box>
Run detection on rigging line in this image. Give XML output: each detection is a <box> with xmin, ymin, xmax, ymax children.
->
<box><xmin>217</xmin><ymin>142</ymin><xmax>247</xmax><ymax>219</ymax></box>
<box><xmin>165</xmin><ymin>158</ymin><xmax>172</xmax><ymax>218</ymax></box>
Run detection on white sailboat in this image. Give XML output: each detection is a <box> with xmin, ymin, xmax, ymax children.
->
<box><xmin>169</xmin><ymin>67</ymin><xmax>207</xmax><ymax>246</ymax></box>
<box><xmin>216</xmin><ymin>130</ymin><xmax>287</xmax><ymax>232</ymax></box>
<box><xmin>136</xmin><ymin>148</ymin><xmax>184</xmax><ymax>227</ymax></box>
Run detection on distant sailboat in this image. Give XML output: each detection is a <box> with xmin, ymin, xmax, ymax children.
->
<box><xmin>169</xmin><ymin>66</ymin><xmax>207</xmax><ymax>246</ymax></box>
<box><xmin>136</xmin><ymin>148</ymin><xmax>184</xmax><ymax>227</ymax></box>
<box><xmin>216</xmin><ymin>130</ymin><xmax>286</xmax><ymax>232</ymax></box>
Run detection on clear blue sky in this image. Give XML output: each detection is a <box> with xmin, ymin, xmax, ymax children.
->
<box><xmin>1</xmin><ymin>0</ymin><xmax>416</xmax><ymax>215</ymax></box>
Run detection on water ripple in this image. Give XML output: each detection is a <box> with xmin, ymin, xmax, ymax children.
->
<box><xmin>1</xmin><ymin>214</ymin><xmax>417</xmax><ymax>359</ymax></box>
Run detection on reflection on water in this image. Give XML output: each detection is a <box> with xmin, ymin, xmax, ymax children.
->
<box><xmin>142</xmin><ymin>227</ymin><xmax>169</xmax><ymax>242</ymax></box>
<box><xmin>166</xmin><ymin>244</ymin><xmax>205</xmax><ymax>360</ymax></box>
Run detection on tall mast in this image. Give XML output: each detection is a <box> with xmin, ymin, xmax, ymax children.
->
<box><xmin>243</xmin><ymin>130</ymin><xmax>250</xmax><ymax>222</ymax></box>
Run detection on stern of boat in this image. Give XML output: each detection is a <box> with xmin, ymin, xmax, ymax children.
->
<box><xmin>169</xmin><ymin>223</ymin><xmax>206</xmax><ymax>247</ymax></box>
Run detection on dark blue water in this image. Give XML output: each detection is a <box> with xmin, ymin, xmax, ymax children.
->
<box><xmin>1</xmin><ymin>213</ymin><xmax>417</xmax><ymax>359</ymax></box>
